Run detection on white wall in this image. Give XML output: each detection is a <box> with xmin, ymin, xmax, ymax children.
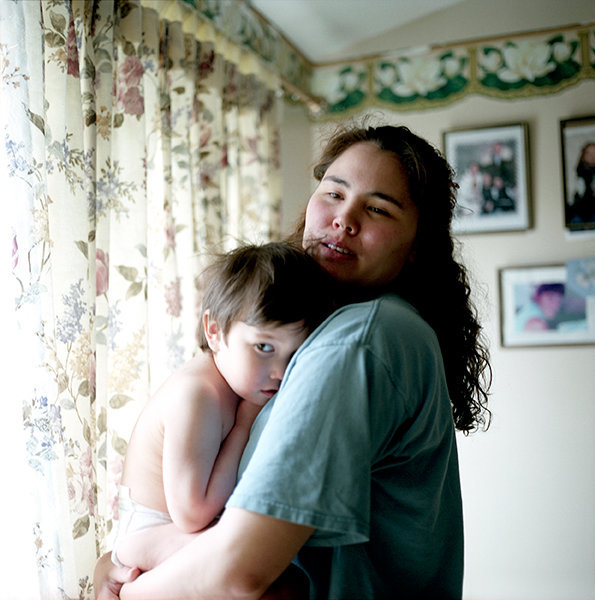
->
<box><xmin>279</xmin><ymin>81</ymin><xmax>595</xmax><ymax>599</ymax></box>
<box><xmin>343</xmin><ymin>0</ymin><xmax>595</xmax><ymax>59</ymax></box>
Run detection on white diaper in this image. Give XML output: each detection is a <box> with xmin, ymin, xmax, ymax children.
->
<box><xmin>111</xmin><ymin>485</ymin><xmax>173</xmax><ymax>567</ymax></box>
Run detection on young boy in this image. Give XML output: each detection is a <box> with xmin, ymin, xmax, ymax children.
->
<box><xmin>112</xmin><ymin>242</ymin><xmax>335</xmax><ymax>572</ymax></box>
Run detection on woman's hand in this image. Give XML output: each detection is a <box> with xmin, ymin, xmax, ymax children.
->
<box><xmin>93</xmin><ymin>552</ymin><xmax>140</xmax><ymax>600</ymax></box>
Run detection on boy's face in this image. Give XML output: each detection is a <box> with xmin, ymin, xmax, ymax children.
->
<box><xmin>536</xmin><ymin>290</ymin><xmax>563</xmax><ymax>320</ymax></box>
<box><xmin>208</xmin><ymin>319</ymin><xmax>308</xmax><ymax>406</ymax></box>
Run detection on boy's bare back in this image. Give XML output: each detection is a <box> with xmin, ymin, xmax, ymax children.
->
<box><xmin>120</xmin><ymin>353</ymin><xmax>240</xmax><ymax>515</ymax></box>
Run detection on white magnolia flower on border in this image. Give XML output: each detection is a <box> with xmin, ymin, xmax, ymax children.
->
<box><xmin>340</xmin><ymin>68</ymin><xmax>364</xmax><ymax>93</ymax></box>
<box><xmin>442</xmin><ymin>56</ymin><xmax>461</xmax><ymax>79</ymax></box>
<box><xmin>393</xmin><ymin>56</ymin><xmax>446</xmax><ymax>97</ymax></box>
<box><xmin>479</xmin><ymin>49</ymin><xmax>503</xmax><ymax>74</ymax></box>
<box><xmin>376</xmin><ymin>64</ymin><xmax>397</xmax><ymax>90</ymax></box>
<box><xmin>312</xmin><ymin>66</ymin><xmax>364</xmax><ymax>105</ymax></box>
<box><xmin>499</xmin><ymin>40</ymin><xmax>556</xmax><ymax>82</ymax></box>
<box><xmin>552</xmin><ymin>41</ymin><xmax>571</xmax><ymax>63</ymax></box>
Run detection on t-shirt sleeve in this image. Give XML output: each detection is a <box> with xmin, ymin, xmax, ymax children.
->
<box><xmin>226</xmin><ymin>330</ymin><xmax>389</xmax><ymax>546</ymax></box>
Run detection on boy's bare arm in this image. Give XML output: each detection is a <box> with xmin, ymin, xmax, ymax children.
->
<box><xmin>162</xmin><ymin>376</ymin><xmax>261</xmax><ymax>533</ymax></box>
<box><xmin>162</xmin><ymin>378</ymin><xmax>233</xmax><ymax>532</ymax></box>
<box><xmin>195</xmin><ymin>399</ymin><xmax>263</xmax><ymax>517</ymax></box>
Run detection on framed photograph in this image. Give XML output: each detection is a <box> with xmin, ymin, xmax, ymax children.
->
<box><xmin>499</xmin><ymin>259</ymin><xmax>595</xmax><ymax>348</ymax></box>
<box><xmin>560</xmin><ymin>115</ymin><xmax>595</xmax><ymax>231</ymax></box>
<box><xmin>443</xmin><ymin>123</ymin><xmax>531</xmax><ymax>234</ymax></box>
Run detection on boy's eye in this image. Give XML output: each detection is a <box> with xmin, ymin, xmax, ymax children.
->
<box><xmin>256</xmin><ymin>343</ymin><xmax>274</xmax><ymax>353</ymax></box>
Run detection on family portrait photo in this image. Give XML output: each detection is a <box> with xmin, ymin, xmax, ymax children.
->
<box><xmin>444</xmin><ymin>123</ymin><xmax>531</xmax><ymax>234</ymax></box>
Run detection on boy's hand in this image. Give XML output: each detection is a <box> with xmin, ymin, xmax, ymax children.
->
<box><xmin>93</xmin><ymin>552</ymin><xmax>140</xmax><ymax>600</ymax></box>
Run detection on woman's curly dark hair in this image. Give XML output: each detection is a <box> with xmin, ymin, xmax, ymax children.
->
<box><xmin>303</xmin><ymin>123</ymin><xmax>492</xmax><ymax>433</ymax></box>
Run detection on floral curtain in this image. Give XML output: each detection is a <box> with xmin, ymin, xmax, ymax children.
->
<box><xmin>0</xmin><ymin>0</ymin><xmax>281</xmax><ymax>597</ymax></box>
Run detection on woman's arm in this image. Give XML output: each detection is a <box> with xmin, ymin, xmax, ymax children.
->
<box><xmin>120</xmin><ymin>507</ymin><xmax>314</xmax><ymax>600</ymax></box>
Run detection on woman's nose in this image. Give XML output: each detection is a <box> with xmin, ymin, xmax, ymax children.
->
<box><xmin>332</xmin><ymin>209</ymin><xmax>358</xmax><ymax>234</ymax></box>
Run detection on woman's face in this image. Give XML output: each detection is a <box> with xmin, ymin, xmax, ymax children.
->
<box><xmin>303</xmin><ymin>142</ymin><xmax>419</xmax><ymax>288</ymax></box>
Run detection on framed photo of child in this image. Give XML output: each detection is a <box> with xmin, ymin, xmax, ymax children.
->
<box><xmin>499</xmin><ymin>260</ymin><xmax>595</xmax><ymax>347</ymax></box>
<box><xmin>443</xmin><ymin>123</ymin><xmax>531</xmax><ymax>234</ymax></box>
<box><xmin>560</xmin><ymin>115</ymin><xmax>595</xmax><ymax>231</ymax></box>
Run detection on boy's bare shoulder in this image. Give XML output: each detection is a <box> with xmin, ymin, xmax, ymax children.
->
<box><xmin>154</xmin><ymin>353</ymin><xmax>237</xmax><ymax>419</ymax></box>
<box><xmin>155</xmin><ymin>354</ymin><xmax>217</xmax><ymax>404</ymax></box>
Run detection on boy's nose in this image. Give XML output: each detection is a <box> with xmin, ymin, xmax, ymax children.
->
<box><xmin>269</xmin><ymin>362</ymin><xmax>285</xmax><ymax>381</ymax></box>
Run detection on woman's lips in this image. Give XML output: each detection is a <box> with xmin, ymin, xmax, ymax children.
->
<box><xmin>321</xmin><ymin>240</ymin><xmax>355</xmax><ymax>257</ymax></box>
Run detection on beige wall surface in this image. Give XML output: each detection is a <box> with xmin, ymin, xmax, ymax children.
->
<box><xmin>279</xmin><ymin>78</ymin><xmax>595</xmax><ymax>599</ymax></box>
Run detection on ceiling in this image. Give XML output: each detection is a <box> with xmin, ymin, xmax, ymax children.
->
<box><xmin>249</xmin><ymin>0</ymin><xmax>595</xmax><ymax>64</ymax></box>
<box><xmin>250</xmin><ymin>0</ymin><xmax>466</xmax><ymax>63</ymax></box>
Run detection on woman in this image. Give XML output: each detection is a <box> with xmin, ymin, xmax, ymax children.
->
<box><xmin>95</xmin><ymin>124</ymin><xmax>491</xmax><ymax>599</ymax></box>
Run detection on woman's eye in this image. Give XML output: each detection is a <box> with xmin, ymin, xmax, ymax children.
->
<box><xmin>256</xmin><ymin>343</ymin><xmax>274</xmax><ymax>353</ymax></box>
<box><xmin>369</xmin><ymin>206</ymin><xmax>390</xmax><ymax>216</ymax></box>
<box><xmin>328</xmin><ymin>192</ymin><xmax>341</xmax><ymax>199</ymax></box>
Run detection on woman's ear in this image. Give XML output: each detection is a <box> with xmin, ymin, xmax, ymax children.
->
<box><xmin>203</xmin><ymin>310</ymin><xmax>221</xmax><ymax>352</ymax></box>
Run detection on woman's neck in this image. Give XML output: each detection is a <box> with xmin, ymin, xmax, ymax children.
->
<box><xmin>332</xmin><ymin>281</ymin><xmax>393</xmax><ymax>308</ymax></box>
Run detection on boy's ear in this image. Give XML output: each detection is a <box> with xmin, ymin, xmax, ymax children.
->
<box><xmin>203</xmin><ymin>310</ymin><xmax>221</xmax><ymax>352</ymax></box>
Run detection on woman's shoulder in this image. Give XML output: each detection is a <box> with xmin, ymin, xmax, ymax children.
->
<box><xmin>311</xmin><ymin>294</ymin><xmax>435</xmax><ymax>347</ymax></box>
<box><xmin>335</xmin><ymin>293</ymin><xmax>425</xmax><ymax>326</ymax></box>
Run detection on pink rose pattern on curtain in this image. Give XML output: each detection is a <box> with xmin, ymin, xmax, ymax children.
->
<box><xmin>1</xmin><ymin>0</ymin><xmax>281</xmax><ymax>597</ymax></box>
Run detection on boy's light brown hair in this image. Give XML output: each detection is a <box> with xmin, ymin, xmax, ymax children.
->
<box><xmin>197</xmin><ymin>242</ymin><xmax>336</xmax><ymax>351</ymax></box>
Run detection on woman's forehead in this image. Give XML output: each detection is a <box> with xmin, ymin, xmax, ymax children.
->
<box><xmin>324</xmin><ymin>143</ymin><xmax>410</xmax><ymax>198</ymax></box>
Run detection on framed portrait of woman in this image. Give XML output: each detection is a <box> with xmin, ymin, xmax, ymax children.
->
<box><xmin>560</xmin><ymin>115</ymin><xmax>595</xmax><ymax>231</ymax></box>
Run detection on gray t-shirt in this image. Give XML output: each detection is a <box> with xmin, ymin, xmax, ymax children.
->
<box><xmin>227</xmin><ymin>294</ymin><xmax>463</xmax><ymax>599</ymax></box>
